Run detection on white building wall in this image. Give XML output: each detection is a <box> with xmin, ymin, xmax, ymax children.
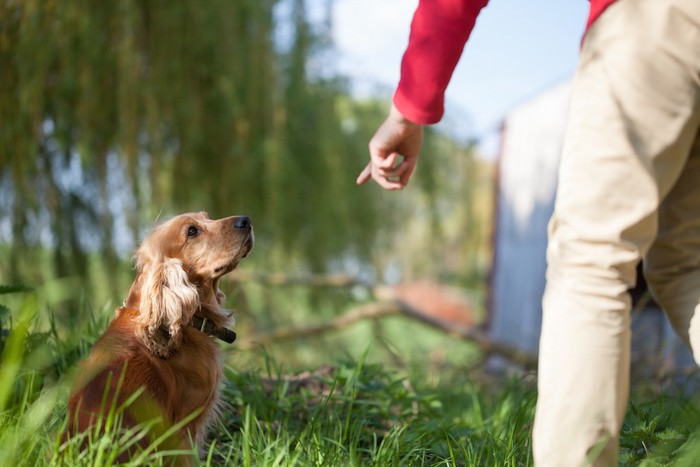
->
<box><xmin>490</xmin><ymin>81</ymin><xmax>571</xmax><ymax>355</ymax></box>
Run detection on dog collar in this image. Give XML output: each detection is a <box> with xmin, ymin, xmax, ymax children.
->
<box><xmin>190</xmin><ymin>315</ymin><xmax>237</xmax><ymax>344</ymax></box>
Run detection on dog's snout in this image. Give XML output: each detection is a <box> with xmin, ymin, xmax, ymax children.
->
<box><xmin>233</xmin><ymin>216</ymin><xmax>251</xmax><ymax>230</ymax></box>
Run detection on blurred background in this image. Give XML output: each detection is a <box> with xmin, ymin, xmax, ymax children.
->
<box><xmin>11</xmin><ymin>0</ymin><xmax>674</xmax><ymax>377</ymax></box>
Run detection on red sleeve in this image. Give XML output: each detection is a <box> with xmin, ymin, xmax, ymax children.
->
<box><xmin>586</xmin><ymin>0</ymin><xmax>616</xmax><ymax>31</ymax></box>
<box><xmin>394</xmin><ymin>0</ymin><xmax>489</xmax><ymax>125</ymax></box>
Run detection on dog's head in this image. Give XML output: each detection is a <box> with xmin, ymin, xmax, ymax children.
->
<box><xmin>128</xmin><ymin>212</ymin><xmax>254</xmax><ymax>356</ymax></box>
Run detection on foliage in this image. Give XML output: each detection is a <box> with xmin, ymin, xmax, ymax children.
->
<box><xmin>0</xmin><ymin>0</ymin><xmax>481</xmax><ymax>304</ymax></box>
<box><xmin>620</xmin><ymin>395</ymin><xmax>700</xmax><ymax>466</ymax></box>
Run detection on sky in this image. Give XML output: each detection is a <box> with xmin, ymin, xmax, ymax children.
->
<box><xmin>331</xmin><ymin>0</ymin><xmax>590</xmax><ymax>157</ymax></box>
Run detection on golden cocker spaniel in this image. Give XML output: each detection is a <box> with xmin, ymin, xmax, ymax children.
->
<box><xmin>65</xmin><ymin>212</ymin><xmax>253</xmax><ymax>460</ymax></box>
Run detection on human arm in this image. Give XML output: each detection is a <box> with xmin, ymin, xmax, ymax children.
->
<box><xmin>357</xmin><ymin>0</ymin><xmax>489</xmax><ymax>189</ymax></box>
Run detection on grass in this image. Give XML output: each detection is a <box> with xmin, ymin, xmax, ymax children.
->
<box><xmin>1</xmin><ymin>283</ymin><xmax>700</xmax><ymax>466</ymax></box>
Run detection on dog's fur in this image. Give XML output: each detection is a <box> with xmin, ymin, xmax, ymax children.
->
<box><xmin>65</xmin><ymin>212</ymin><xmax>253</xmax><ymax>458</ymax></box>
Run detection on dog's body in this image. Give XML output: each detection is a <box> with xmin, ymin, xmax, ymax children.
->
<box><xmin>65</xmin><ymin>212</ymin><xmax>253</xmax><ymax>457</ymax></box>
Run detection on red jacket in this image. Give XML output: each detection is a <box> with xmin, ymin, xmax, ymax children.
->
<box><xmin>394</xmin><ymin>0</ymin><xmax>617</xmax><ymax>124</ymax></box>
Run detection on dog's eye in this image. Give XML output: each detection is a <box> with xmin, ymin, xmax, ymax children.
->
<box><xmin>186</xmin><ymin>226</ymin><xmax>199</xmax><ymax>238</ymax></box>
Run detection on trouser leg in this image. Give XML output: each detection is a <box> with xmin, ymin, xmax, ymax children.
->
<box><xmin>532</xmin><ymin>1</ymin><xmax>700</xmax><ymax>465</ymax></box>
<box><xmin>646</xmin><ymin>134</ymin><xmax>700</xmax><ymax>366</ymax></box>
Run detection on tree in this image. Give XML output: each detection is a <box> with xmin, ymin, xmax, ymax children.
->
<box><xmin>0</xmin><ymin>0</ymin><xmax>478</xmax><ymax>300</ymax></box>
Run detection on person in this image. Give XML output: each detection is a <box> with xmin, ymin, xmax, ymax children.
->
<box><xmin>356</xmin><ymin>0</ymin><xmax>700</xmax><ymax>465</ymax></box>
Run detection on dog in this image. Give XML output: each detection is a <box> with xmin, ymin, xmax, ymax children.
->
<box><xmin>65</xmin><ymin>212</ymin><xmax>253</xmax><ymax>460</ymax></box>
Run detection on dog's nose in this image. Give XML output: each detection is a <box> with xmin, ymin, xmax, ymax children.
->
<box><xmin>234</xmin><ymin>216</ymin><xmax>251</xmax><ymax>229</ymax></box>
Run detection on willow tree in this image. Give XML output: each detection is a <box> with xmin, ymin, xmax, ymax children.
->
<box><xmin>0</xmin><ymin>0</ymin><xmax>473</xmax><ymax>299</ymax></box>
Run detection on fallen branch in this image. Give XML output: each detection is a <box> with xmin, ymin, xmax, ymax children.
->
<box><xmin>229</xmin><ymin>271</ymin><xmax>373</xmax><ymax>289</ymax></box>
<box><xmin>394</xmin><ymin>299</ymin><xmax>538</xmax><ymax>369</ymax></box>
<box><xmin>235</xmin><ymin>302</ymin><xmax>400</xmax><ymax>349</ymax></box>
<box><xmin>235</xmin><ymin>300</ymin><xmax>538</xmax><ymax>369</ymax></box>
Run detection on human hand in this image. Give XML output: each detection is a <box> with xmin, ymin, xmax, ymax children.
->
<box><xmin>356</xmin><ymin>104</ymin><xmax>424</xmax><ymax>190</ymax></box>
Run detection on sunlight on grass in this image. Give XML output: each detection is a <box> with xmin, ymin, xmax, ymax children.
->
<box><xmin>1</xmin><ymin>283</ymin><xmax>699</xmax><ymax>466</ymax></box>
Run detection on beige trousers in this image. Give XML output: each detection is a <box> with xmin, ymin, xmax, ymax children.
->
<box><xmin>533</xmin><ymin>1</ymin><xmax>700</xmax><ymax>466</ymax></box>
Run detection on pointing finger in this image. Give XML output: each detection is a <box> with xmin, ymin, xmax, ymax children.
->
<box><xmin>356</xmin><ymin>162</ymin><xmax>372</xmax><ymax>185</ymax></box>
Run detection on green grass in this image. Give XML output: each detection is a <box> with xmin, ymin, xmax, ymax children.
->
<box><xmin>1</xmin><ymin>284</ymin><xmax>700</xmax><ymax>466</ymax></box>
<box><xmin>212</xmin><ymin>354</ymin><xmax>535</xmax><ymax>466</ymax></box>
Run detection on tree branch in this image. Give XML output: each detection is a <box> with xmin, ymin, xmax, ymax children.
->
<box><xmin>235</xmin><ymin>302</ymin><xmax>400</xmax><ymax>349</ymax></box>
<box><xmin>229</xmin><ymin>271</ymin><xmax>373</xmax><ymax>289</ymax></box>
<box><xmin>235</xmin><ymin>300</ymin><xmax>538</xmax><ymax>369</ymax></box>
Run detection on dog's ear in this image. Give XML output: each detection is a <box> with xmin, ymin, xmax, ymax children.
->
<box><xmin>135</xmin><ymin>257</ymin><xmax>199</xmax><ymax>357</ymax></box>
